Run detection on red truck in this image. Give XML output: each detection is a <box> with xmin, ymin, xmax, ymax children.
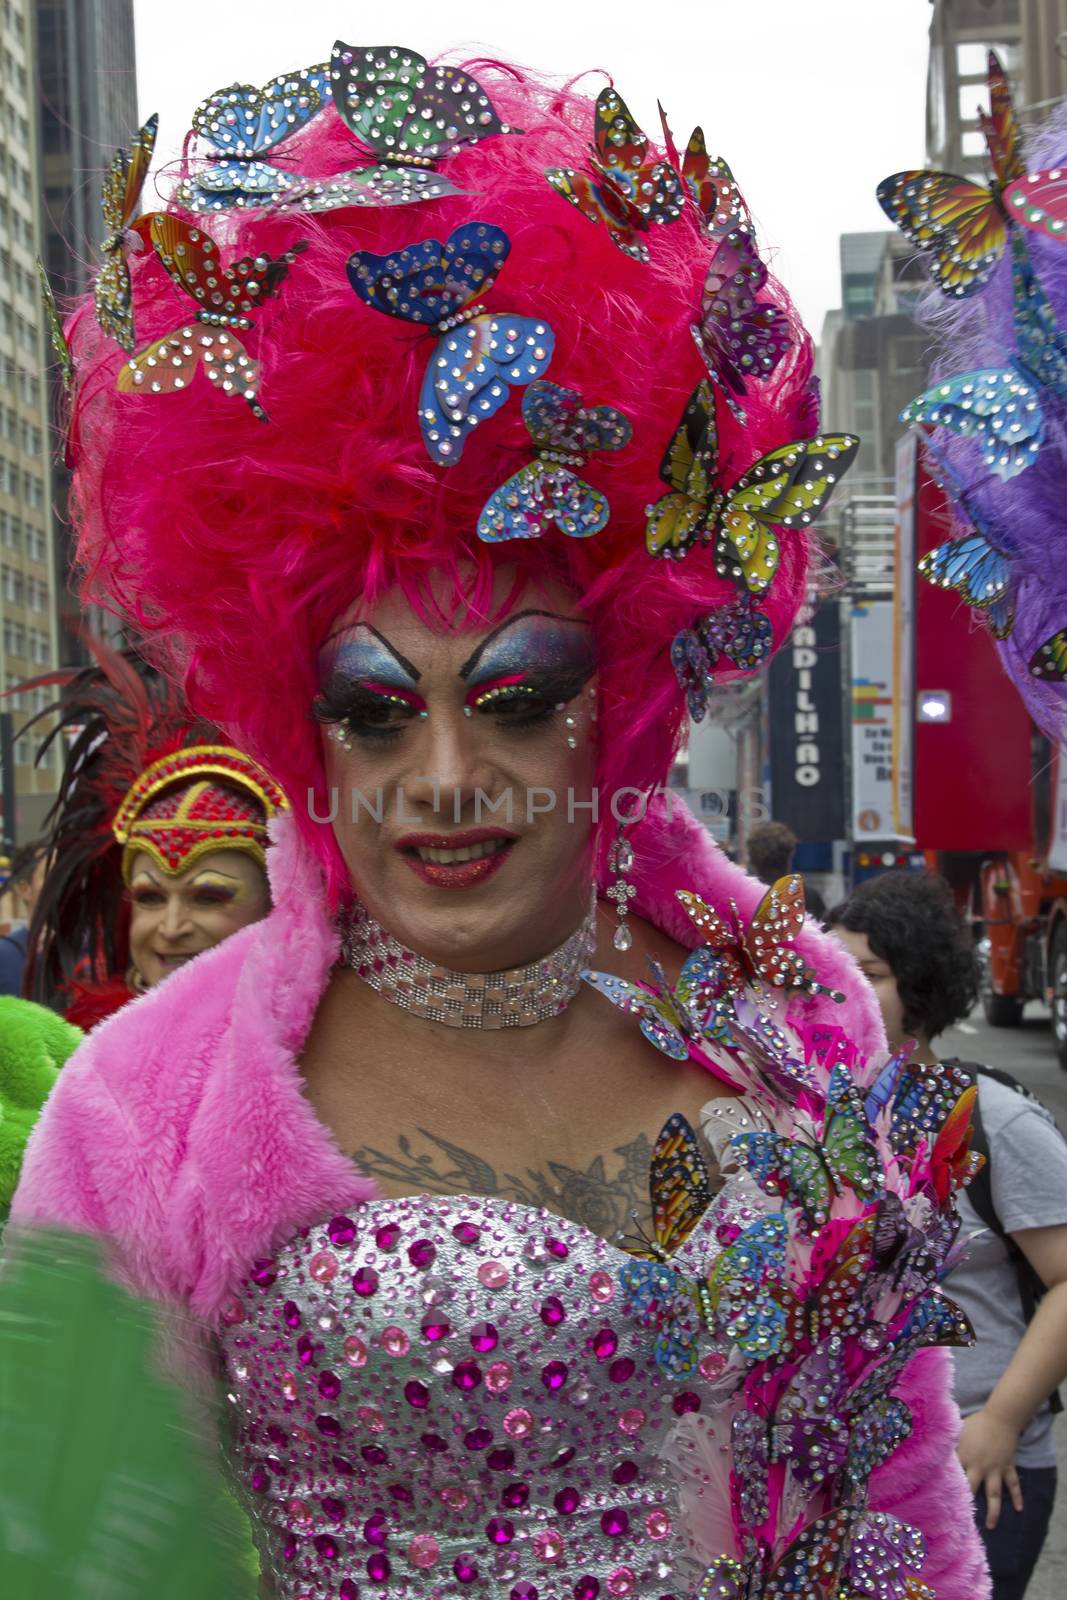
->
<box><xmin>901</xmin><ymin>442</ymin><xmax>1067</xmax><ymax>1068</ymax></box>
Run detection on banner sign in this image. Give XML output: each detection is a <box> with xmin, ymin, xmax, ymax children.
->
<box><xmin>1050</xmin><ymin>746</ymin><xmax>1067</xmax><ymax>873</ymax></box>
<box><xmin>892</xmin><ymin>432</ymin><xmax>917</xmax><ymax>840</ymax></box>
<box><xmin>767</xmin><ymin>601</ymin><xmax>845</xmax><ymax>840</ymax></box>
<box><xmin>850</xmin><ymin>601</ymin><xmax>902</xmax><ymax>840</ymax></box>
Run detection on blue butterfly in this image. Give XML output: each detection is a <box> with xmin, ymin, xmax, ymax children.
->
<box><xmin>707</xmin><ymin>1213</ymin><xmax>788</xmax><ymax>1357</ymax></box>
<box><xmin>617</xmin><ymin>1257</ymin><xmax>706</xmax><ymax>1377</ymax></box>
<box><xmin>348</xmin><ymin>223</ymin><xmax>555</xmax><ymax>466</ymax></box>
<box><xmin>176</xmin><ymin>65</ymin><xmax>332</xmax><ymax>212</ymax></box>
<box><xmin>672</xmin><ymin>594</ymin><xmax>773</xmax><ymax>721</ymax></box>
<box><xmin>477</xmin><ymin>380</ymin><xmax>631</xmax><ymax>541</ymax></box>
<box><xmin>917</xmin><ymin>439</ymin><xmax>1016</xmax><ymax>636</ymax></box>
<box><xmin>901</xmin><ymin>232</ymin><xmax>1067</xmax><ymax>480</ymax></box>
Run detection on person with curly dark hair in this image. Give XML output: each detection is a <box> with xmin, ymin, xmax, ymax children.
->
<box><xmin>830</xmin><ymin>870</ymin><xmax>1067</xmax><ymax>1600</ymax></box>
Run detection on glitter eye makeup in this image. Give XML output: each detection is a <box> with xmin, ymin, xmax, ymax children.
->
<box><xmin>315</xmin><ymin>624</ymin><xmax>429</xmax><ymax>746</ymax></box>
<box><xmin>459</xmin><ymin>611</ymin><xmax>597</xmax><ymax>727</ymax></box>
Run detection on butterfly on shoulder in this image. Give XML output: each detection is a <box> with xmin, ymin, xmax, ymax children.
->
<box><xmin>877</xmin><ymin>49</ymin><xmax>1024</xmax><ymax>299</ymax></box>
<box><xmin>347</xmin><ymin>222</ymin><xmax>555</xmax><ymax>466</ymax></box>
<box><xmin>545</xmin><ymin>87</ymin><xmax>685</xmax><ymax>262</ymax></box>
<box><xmin>94</xmin><ymin>113</ymin><xmax>158</xmax><ymax>351</ymax></box>
<box><xmin>116</xmin><ymin>214</ymin><xmax>306</xmax><ymax>421</ymax></box>
<box><xmin>645</xmin><ymin>379</ymin><xmax>858</xmax><ymax>591</ymax></box>
<box><xmin>175</xmin><ymin>65</ymin><xmax>329</xmax><ymax>213</ymax></box>
<box><xmin>699</xmin><ymin>1506</ymin><xmax>929</xmax><ymax>1600</ymax></box>
<box><xmin>477</xmin><ymin>380</ymin><xmax>632</xmax><ymax>542</ymax></box>
<box><xmin>582</xmin><ymin>946</ymin><xmax>736</xmax><ymax>1063</ymax></box>
<box><xmin>677</xmin><ymin>874</ymin><xmax>847</xmax><ymax>1003</ymax></box>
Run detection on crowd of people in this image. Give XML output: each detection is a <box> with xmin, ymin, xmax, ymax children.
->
<box><xmin>3</xmin><ymin>33</ymin><xmax>1067</xmax><ymax>1600</ymax></box>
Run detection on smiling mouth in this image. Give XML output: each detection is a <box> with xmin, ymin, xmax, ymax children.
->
<box><xmin>408</xmin><ymin>839</ymin><xmax>511</xmax><ymax>865</ymax></box>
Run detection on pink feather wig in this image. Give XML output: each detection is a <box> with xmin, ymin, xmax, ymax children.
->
<box><xmin>65</xmin><ymin>53</ymin><xmax>824</xmax><ymax>900</ymax></box>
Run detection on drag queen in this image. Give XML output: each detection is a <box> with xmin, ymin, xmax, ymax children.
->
<box><xmin>12</xmin><ymin>44</ymin><xmax>988</xmax><ymax>1599</ymax></box>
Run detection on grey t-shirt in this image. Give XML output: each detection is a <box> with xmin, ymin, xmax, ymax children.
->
<box><xmin>945</xmin><ymin>1073</ymin><xmax>1067</xmax><ymax>1467</ymax></box>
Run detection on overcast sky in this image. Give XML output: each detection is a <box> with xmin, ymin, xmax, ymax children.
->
<box><xmin>131</xmin><ymin>0</ymin><xmax>931</xmax><ymax>339</ymax></box>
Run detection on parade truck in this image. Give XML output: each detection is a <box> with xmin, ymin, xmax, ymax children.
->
<box><xmin>897</xmin><ymin>436</ymin><xmax>1067</xmax><ymax>1068</ymax></box>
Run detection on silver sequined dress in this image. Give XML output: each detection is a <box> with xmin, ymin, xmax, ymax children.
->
<box><xmin>218</xmin><ymin>1189</ymin><xmax>741</xmax><ymax>1600</ymax></box>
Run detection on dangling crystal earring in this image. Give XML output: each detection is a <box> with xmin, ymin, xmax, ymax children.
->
<box><xmin>606</xmin><ymin>822</ymin><xmax>636</xmax><ymax>951</ymax></box>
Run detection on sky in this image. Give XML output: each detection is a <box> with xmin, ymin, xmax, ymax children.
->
<box><xmin>131</xmin><ymin>0</ymin><xmax>931</xmax><ymax>338</ymax></box>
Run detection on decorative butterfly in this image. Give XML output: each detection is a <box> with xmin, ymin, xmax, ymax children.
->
<box><xmin>772</xmin><ymin>1214</ymin><xmax>878</xmax><ymax>1353</ymax></box>
<box><xmin>1030</xmin><ymin>629</ymin><xmax>1067</xmax><ymax>680</ymax></box>
<box><xmin>545</xmin><ymin>87</ymin><xmax>685</xmax><ymax>262</ymax></box>
<box><xmin>691</xmin><ymin>229</ymin><xmax>792</xmax><ymax>423</ymax></box>
<box><xmin>116</xmin><ymin>215</ymin><xmax>305</xmax><ymax>422</ymax></box>
<box><xmin>706</xmin><ymin>1212</ymin><xmax>788</xmax><ymax>1357</ymax></box>
<box><xmin>657</xmin><ymin>104</ymin><xmax>751</xmax><ymax>238</ymax></box>
<box><xmin>175</xmin><ymin>65</ymin><xmax>330</xmax><ymax>212</ymax></box>
<box><xmin>283</xmin><ymin>42</ymin><xmax>508</xmax><ymax>213</ymax></box>
<box><xmin>847</xmin><ymin>1289</ymin><xmax>973</xmax><ymax>1421</ymax></box>
<box><xmin>672</xmin><ymin>594</ymin><xmax>774</xmax><ymax>721</ymax></box>
<box><xmin>616</xmin><ymin>1112</ymin><xmax>721</xmax><ymax>1376</ymax></box>
<box><xmin>645</xmin><ymin>380</ymin><xmax>859</xmax><ymax>590</ymax></box>
<box><xmin>582</xmin><ymin>947</ymin><xmax>734</xmax><ymax>1063</ymax></box>
<box><xmin>900</xmin><ymin>231</ymin><xmax>1067</xmax><ymax>482</ymax></box>
<box><xmin>732</xmin><ymin>1066</ymin><xmax>883</xmax><ymax>1229</ymax></box>
<box><xmin>877</xmin><ymin>50</ymin><xmax>1025</xmax><ymax>298</ymax></box>
<box><xmin>477</xmin><ymin>380</ymin><xmax>631</xmax><ymax>542</ymax></box>
<box><xmin>37</xmin><ymin>261</ymin><xmax>73</xmax><ymax>394</ymax></box>
<box><xmin>699</xmin><ymin>1507</ymin><xmax>928</xmax><ymax>1600</ymax></box>
<box><xmin>1004</xmin><ymin>164</ymin><xmax>1067</xmax><ymax>244</ymax></box>
<box><xmin>677</xmin><ymin>875</ymin><xmax>847</xmax><ymax>1003</ymax></box>
<box><xmin>872</xmin><ymin>1192</ymin><xmax>961</xmax><ymax>1300</ymax></box>
<box><xmin>347</xmin><ymin>222</ymin><xmax>555</xmax><ymax>466</ymax></box>
<box><xmin>94</xmin><ymin>113</ymin><xmax>157</xmax><ymax>350</ymax></box>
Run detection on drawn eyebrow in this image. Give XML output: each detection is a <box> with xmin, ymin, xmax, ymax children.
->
<box><xmin>458</xmin><ymin>609</ymin><xmax>591</xmax><ymax>681</ymax></box>
<box><xmin>328</xmin><ymin>623</ymin><xmax>421</xmax><ymax>684</ymax></box>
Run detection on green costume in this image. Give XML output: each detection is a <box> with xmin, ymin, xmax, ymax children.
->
<box><xmin>0</xmin><ymin>996</ymin><xmax>82</xmax><ymax>1220</ymax></box>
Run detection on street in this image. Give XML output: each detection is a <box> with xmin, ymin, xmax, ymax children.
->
<box><xmin>938</xmin><ymin>1001</ymin><xmax>1067</xmax><ymax>1600</ymax></box>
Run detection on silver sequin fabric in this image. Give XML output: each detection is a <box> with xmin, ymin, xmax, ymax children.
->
<box><xmin>218</xmin><ymin>1194</ymin><xmax>728</xmax><ymax>1599</ymax></box>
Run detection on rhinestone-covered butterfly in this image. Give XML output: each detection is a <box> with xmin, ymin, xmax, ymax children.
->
<box><xmin>645</xmin><ymin>379</ymin><xmax>858</xmax><ymax>590</ymax></box>
<box><xmin>279</xmin><ymin>43</ymin><xmax>510</xmax><ymax>213</ymax></box>
<box><xmin>1030</xmin><ymin>629</ymin><xmax>1067</xmax><ymax>680</ymax></box>
<box><xmin>691</xmin><ymin>229</ymin><xmax>791</xmax><ymax>423</ymax></box>
<box><xmin>900</xmin><ymin>231</ymin><xmax>1067</xmax><ymax>481</ymax></box>
<box><xmin>94</xmin><ymin>113</ymin><xmax>157</xmax><ymax>350</ymax></box>
<box><xmin>347</xmin><ymin>222</ymin><xmax>555</xmax><ymax>466</ymax></box>
<box><xmin>658</xmin><ymin>104</ymin><xmax>751</xmax><ymax>238</ymax></box>
<box><xmin>672</xmin><ymin>594</ymin><xmax>774</xmax><ymax>721</ymax></box>
<box><xmin>477</xmin><ymin>380</ymin><xmax>631</xmax><ymax>541</ymax></box>
<box><xmin>677</xmin><ymin>875</ymin><xmax>846</xmax><ymax>1002</ymax></box>
<box><xmin>877</xmin><ymin>49</ymin><xmax>1024</xmax><ymax>298</ymax></box>
<box><xmin>116</xmin><ymin>215</ymin><xmax>305</xmax><ymax>421</ymax></box>
<box><xmin>582</xmin><ymin>948</ymin><xmax>735</xmax><ymax>1063</ymax></box>
<box><xmin>545</xmin><ymin>87</ymin><xmax>685</xmax><ymax>262</ymax></box>
<box><xmin>616</xmin><ymin>1112</ymin><xmax>722</xmax><ymax>1376</ymax></box>
<box><xmin>175</xmin><ymin>66</ymin><xmax>329</xmax><ymax>212</ymax></box>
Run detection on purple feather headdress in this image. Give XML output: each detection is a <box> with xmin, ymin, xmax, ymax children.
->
<box><xmin>914</xmin><ymin>103</ymin><xmax>1067</xmax><ymax>745</ymax></box>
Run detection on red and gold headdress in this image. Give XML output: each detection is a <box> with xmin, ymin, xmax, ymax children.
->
<box><xmin>114</xmin><ymin>745</ymin><xmax>287</xmax><ymax>882</ymax></box>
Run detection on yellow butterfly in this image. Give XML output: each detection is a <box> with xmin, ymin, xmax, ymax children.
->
<box><xmin>645</xmin><ymin>380</ymin><xmax>859</xmax><ymax>593</ymax></box>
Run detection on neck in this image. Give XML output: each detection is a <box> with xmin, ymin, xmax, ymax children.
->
<box><xmin>339</xmin><ymin>890</ymin><xmax>599</xmax><ymax>1031</ymax></box>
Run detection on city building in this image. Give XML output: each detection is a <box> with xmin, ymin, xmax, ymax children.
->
<box><xmin>0</xmin><ymin>0</ymin><xmax>61</xmax><ymax>841</ymax></box>
<box><xmin>35</xmin><ymin>0</ymin><xmax>137</xmax><ymax>665</ymax></box>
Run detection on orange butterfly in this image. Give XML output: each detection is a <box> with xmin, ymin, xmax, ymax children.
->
<box><xmin>94</xmin><ymin>114</ymin><xmax>158</xmax><ymax>350</ymax></box>
<box><xmin>677</xmin><ymin>874</ymin><xmax>845</xmax><ymax>1002</ymax></box>
<box><xmin>117</xmin><ymin>215</ymin><xmax>304</xmax><ymax>422</ymax></box>
<box><xmin>877</xmin><ymin>51</ymin><xmax>1024</xmax><ymax>298</ymax></box>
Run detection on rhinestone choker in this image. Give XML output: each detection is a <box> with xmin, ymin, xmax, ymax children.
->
<box><xmin>339</xmin><ymin>893</ymin><xmax>599</xmax><ymax>1029</ymax></box>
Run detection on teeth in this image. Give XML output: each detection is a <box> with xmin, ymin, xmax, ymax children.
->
<box><xmin>415</xmin><ymin>839</ymin><xmax>509</xmax><ymax>864</ymax></box>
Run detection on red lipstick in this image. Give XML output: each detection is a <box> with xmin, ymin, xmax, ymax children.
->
<box><xmin>395</xmin><ymin>827</ymin><xmax>517</xmax><ymax>890</ymax></box>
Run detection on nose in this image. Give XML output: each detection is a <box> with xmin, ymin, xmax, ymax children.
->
<box><xmin>402</xmin><ymin>710</ymin><xmax>498</xmax><ymax>822</ymax></box>
<box><xmin>159</xmin><ymin>892</ymin><xmax>194</xmax><ymax>943</ymax></box>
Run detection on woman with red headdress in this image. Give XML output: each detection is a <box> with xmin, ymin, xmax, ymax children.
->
<box><xmin>7</xmin><ymin>43</ymin><xmax>989</xmax><ymax>1600</ymax></box>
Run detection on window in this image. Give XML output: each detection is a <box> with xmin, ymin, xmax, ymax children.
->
<box><xmin>957</xmin><ymin>41</ymin><xmax>1022</xmax><ymax>79</ymax></box>
<box><xmin>14</xmin><ymin>734</ymin><xmax>31</xmax><ymax>767</ymax></box>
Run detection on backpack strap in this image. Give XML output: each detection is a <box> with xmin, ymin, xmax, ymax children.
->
<box><xmin>942</xmin><ymin>1058</ymin><xmax>1063</xmax><ymax>1415</ymax></box>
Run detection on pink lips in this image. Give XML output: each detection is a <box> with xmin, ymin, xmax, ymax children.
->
<box><xmin>395</xmin><ymin>828</ymin><xmax>517</xmax><ymax>891</ymax></box>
